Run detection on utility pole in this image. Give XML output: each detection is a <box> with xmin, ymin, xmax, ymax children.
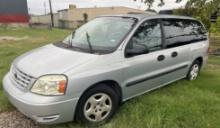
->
<box><xmin>44</xmin><ymin>1</ymin><xmax>47</xmax><ymax>15</ymax></box>
<box><xmin>49</xmin><ymin>0</ymin><xmax>54</xmax><ymax>27</ymax></box>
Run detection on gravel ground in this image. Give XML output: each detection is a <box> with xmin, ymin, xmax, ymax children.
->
<box><xmin>0</xmin><ymin>110</ymin><xmax>40</xmax><ymax>128</ymax></box>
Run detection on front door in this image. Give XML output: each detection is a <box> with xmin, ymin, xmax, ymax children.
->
<box><xmin>122</xmin><ymin>19</ymin><xmax>168</xmax><ymax>99</ymax></box>
<box><xmin>122</xmin><ymin>18</ymin><xmax>191</xmax><ymax>100</ymax></box>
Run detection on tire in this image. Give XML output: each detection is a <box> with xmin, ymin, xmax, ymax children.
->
<box><xmin>75</xmin><ymin>84</ymin><xmax>119</xmax><ymax>126</ymax></box>
<box><xmin>187</xmin><ymin>60</ymin><xmax>201</xmax><ymax>81</ymax></box>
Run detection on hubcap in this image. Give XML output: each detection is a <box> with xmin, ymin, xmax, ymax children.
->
<box><xmin>190</xmin><ymin>64</ymin><xmax>199</xmax><ymax>80</ymax></box>
<box><xmin>83</xmin><ymin>93</ymin><xmax>112</xmax><ymax>122</ymax></box>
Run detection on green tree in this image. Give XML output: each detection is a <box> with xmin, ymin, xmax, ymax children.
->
<box><xmin>134</xmin><ymin>0</ymin><xmax>181</xmax><ymax>9</ymax></box>
<box><xmin>174</xmin><ymin>0</ymin><xmax>220</xmax><ymax>30</ymax></box>
<box><xmin>211</xmin><ymin>17</ymin><xmax>220</xmax><ymax>33</ymax></box>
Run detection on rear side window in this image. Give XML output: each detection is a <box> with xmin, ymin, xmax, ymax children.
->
<box><xmin>163</xmin><ymin>19</ymin><xmax>207</xmax><ymax>48</ymax></box>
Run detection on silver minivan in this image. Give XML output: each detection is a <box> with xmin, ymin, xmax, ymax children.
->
<box><xmin>3</xmin><ymin>14</ymin><xmax>209</xmax><ymax>125</ymax></box>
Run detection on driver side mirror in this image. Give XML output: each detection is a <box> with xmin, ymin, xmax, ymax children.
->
<box><xmin>125</xmin><ymin>40</ymin><xmax>149</xmax><ymax>57</ymax></box>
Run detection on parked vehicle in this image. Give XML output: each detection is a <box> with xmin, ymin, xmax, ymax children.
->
<box><xmin>3</xmin><ymin>14</ymin><xmax>209</xmax><ymax>125</ymax></box>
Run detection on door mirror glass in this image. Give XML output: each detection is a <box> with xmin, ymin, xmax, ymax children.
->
<box><xmin>125</xmin><ymin>38</ymin><xmax>149</xmax><ymax>57</ymax></box>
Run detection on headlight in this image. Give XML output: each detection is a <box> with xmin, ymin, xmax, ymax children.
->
<box><xmin>31</xmin><ymin>75</ymin><xmax>67</xmax><ymax>96</ymax></box>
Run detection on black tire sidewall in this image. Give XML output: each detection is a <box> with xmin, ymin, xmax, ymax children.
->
<box><xmin>75</xmin><ymin>84</ymin><xmax>119</xmax><ymax>126</ymax></box>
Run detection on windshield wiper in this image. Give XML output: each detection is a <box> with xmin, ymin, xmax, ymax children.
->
<box><xmin>86</xmin><ymin>32</ymin><xmax>94</xmax><ymax>53</ymax></box>
<box><xmin>68</xmin><ymin>31</ymin><xmax>75</xmax><ymax>47</ymax></box>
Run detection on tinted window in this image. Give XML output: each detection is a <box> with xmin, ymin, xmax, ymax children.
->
<box><xmin>182</xmin><ymin>20</ymin><xmax>207</xmax><ymax>37</ymax></box>
<box><xmin>163</xmin><ymin>19</ymin><xmax>207</xmax><ymax>48</ymax></box>
<box><xmin>127</xmin><ymin>19</ymin><xmax>162</xmax><ymax>53</ymax></box>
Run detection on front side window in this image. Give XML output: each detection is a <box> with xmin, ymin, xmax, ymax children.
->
<box><xmin>125</xmin><ymin>19</ymin><xmax>162</xmax><ymax>57</ymax></box>
<box><xmin>61</xmin><ymin>17</ymin><xmax>137</xmax><ymax>54</ymax></box>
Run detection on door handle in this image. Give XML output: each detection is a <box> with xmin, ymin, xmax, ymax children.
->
<box><xmin>157</xmin><ymin>55</ymin><xmax>165</xmax><ymax>61</ymax></box>
<box><xmin>171</xmin><ymin>51</ymin><xmax>178</xmax><ymax>58</ymax></box>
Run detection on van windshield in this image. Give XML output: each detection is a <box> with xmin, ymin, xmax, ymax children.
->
<box><xmin>62</xmin><ymin>17</ymin><xmax>137</xmax><ymax>54</ymax></box>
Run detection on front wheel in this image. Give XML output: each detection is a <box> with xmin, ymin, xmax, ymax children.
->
<box><xmin>187</xmin><ymin>60</ymin><xmax>201</xmax><ymax>80</ymax></box>
<box><xmin>75</xmin><ymin>84</ymin><xmax>119</xmax><ymax>126</ymax></box>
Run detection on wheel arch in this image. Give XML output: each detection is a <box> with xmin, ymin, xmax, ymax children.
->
<box><xmin>77</xmin><ymin>80</ymin><xmax>123</xmax><ymax>108</ymax></box>
<box><xmin>194</xmin><ymin>56</ymin><xmax>203</xmax><ymax>67</ymax></box>
<box><xmin>85</xmin><ymin>80</ymin><xmax>122</xmax><ymax>103</ymax></box>
<box><xmin>74</xmin><ymin>80</ymin><xmax>122</xmax><ymax>122</ymax></box>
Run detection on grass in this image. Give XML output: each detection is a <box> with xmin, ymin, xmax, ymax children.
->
<box><xmin>210</xmin><ymin>36</ymin><xmax>220</xmax><ymax>51</ymax></box>
<box><xmin>0</xmin><ymin>27</ymin><xmax>220</xmax><ymax>128</ymax></box>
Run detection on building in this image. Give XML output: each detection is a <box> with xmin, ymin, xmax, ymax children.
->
<box><xmin>31</xmin><ymin>5</ymin><xmax>154</xmax><ymax>29</ymax></box>
<box><xmin>0</xmin><ymin>0</ymin><xmax>29</xmax><ymax>26</ymax></box>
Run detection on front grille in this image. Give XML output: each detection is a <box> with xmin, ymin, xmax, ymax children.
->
<box><xmin>10</xmin><ymin>66</ymin><xmax>35</xmax><ymax>89</ymax></box>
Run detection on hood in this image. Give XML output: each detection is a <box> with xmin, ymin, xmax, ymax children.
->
<box><xmin>14</xmin><ymin>44</ymin><xmax>97</xmax><ymax>77</ymax></box>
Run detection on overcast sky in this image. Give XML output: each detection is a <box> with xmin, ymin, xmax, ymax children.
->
<box><xmin>27</xmin><ymin>0</ymin><xmax>187</xmax><ymax>15</ymax></box>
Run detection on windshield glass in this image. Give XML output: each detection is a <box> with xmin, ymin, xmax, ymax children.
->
<box><xmin>62</xmin><ymin>17</ymin><xmax>137</xmax><ymax>53</ymax></box>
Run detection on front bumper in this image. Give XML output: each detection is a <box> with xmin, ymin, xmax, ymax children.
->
<box><xmin>3</xmin><ymin>73</ymin><xmax>79</xmax><ymax>124</ymax></box>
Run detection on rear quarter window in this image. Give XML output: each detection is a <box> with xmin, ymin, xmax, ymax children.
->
<box><xmin>163</xmin><ymin>19</ymin><xmax>207</xmax><ymax>48</ymax></box>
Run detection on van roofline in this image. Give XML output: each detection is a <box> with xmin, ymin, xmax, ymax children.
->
<box><xmin>98</xmin><ymin>14</ymin><xmax>196</xmax><ymax>21</ymax></box>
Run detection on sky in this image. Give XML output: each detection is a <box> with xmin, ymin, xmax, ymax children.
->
<box><xmin>27</xmin><ymin>0</ymin><xmax>187</xmax><ymax>15</ymax></box>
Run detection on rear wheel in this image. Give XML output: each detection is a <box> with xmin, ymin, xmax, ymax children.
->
<box><xmin>187</xmin><ymin>60</ymin><xmax>201</xmax><ymax>80</ymax></box>
<box><xmin>75</xmin><ymin>84</ymin><xmax>119</xmax><ymax>126</ymax></box>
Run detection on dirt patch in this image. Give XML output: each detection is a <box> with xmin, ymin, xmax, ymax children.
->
<box><xmin>0</xmin><ymin>36</ymin><xmax>29</xmax><ymax>42</ymax></box>
<box><xmin>0</xmin><ymin>110</ymin><xmax>40</xmax><ymax>128</ymax></box>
